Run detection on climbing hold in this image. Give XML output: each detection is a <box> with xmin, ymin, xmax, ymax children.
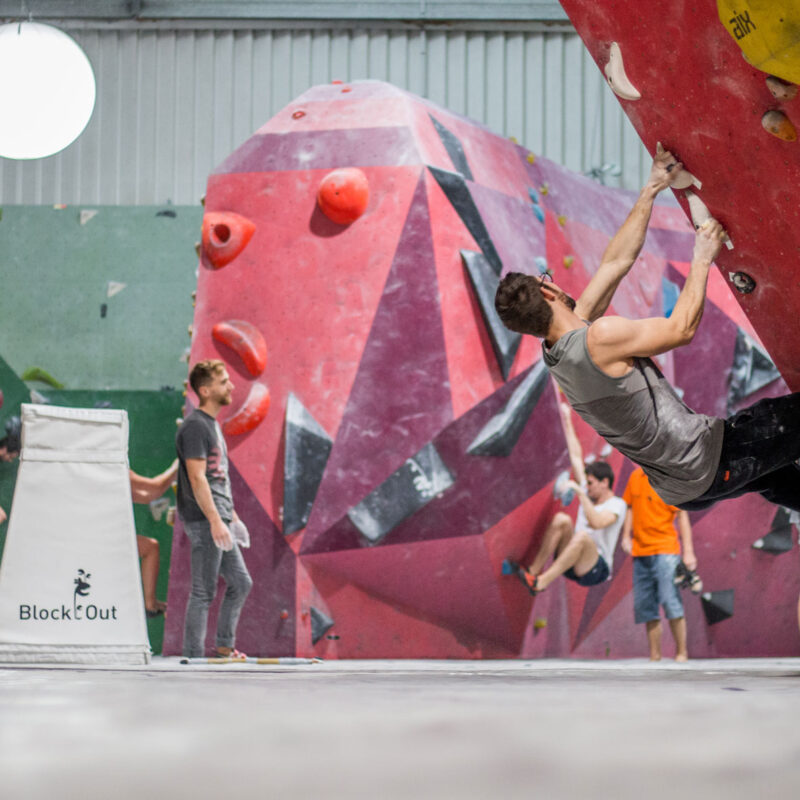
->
<box><xmin>212</xmin><ymin>320</ymin><xmax>267</xmax><ymax>377</ymax></box>
<box><xmin>553</xmin><ymin>470</ymin><xmax>575</xmax><ymax>506</ymax></box>
<box><xmin>508</xmin><ymin>136</ymin><xmax>519</xmax><ymax>144</ymax></box>
<box><xmin>700</xmin><ymin>589</ymin><xmax>734</xmax><ymax>625</ymax></box>
<box><xmin>540</xmin><ymin>183</ymin><xmax>549</xmax><ymax>195</ymax></box>
<box><xmin>563</xmin><ymin>255</ymin><xmax>574</xmax><ymax>269</ymax></box>
<box><xmin>291</xmin><ymin>110</ymin><xmax>306</xmax><ymax>119</ymax></box>
<box><xmin>310</xmin><ymin>607</ymin><xmax>334</xmax><ymax>645</ymax></box>
<box><xmin>280</xmin><ymin>609</ymin><xmax>290</xmax><ymax>620</ymax></box>
<box><xmin>20</xmin><ymin>367</ymin><xmax>64</xmax><ymax>389</ymax></box>
<box><xmin>685</xmin><ymin>191</ymin><xmax>733</xmax><ymax>249</ymax></box>
<box><xmin>194</xmin><ymin>242</ymin><xmax>201</xmax><ymax>259</ymax></box>
<box><xmin>187</xmin><ymin>324</ymin><xmax>193</xmax><ymax>337</ymax></box>
<box><xmin>526</xmin><ymin>153</ymin><xmax>536</xmax><ymax>164</ymax></box>
<box><xmin>331</xmin><ymin>79</ymin><xmax>343</xmax><ymax>85</ymax></box>
<box><xmin>718</xmin><ymin>0</ymin><xmax>800</xmax><ymax>85</ymax></box>
<box><xmin>766</xmin><ymin>75</ymin><xmax>799</xmax><ymax>101</ymax></box>
<box><xmin>201</xmin><ymin>211</ymin><xmax>256</xmax><ymax>269</ymax></box>
<box><xmin>728</xmin><ymin>271</ymin><xmax>756</xmax><ymax>294</ymax></box>
<box><xmin>532</xmin><ymin>204</ymin><xmax>545</xmax><ymax>224</ymax></box>
<box><xmin>557</xmin><ymin>214</ymin><xmax>567</xmax><ymax>226</ymax></box>
<box><xmin>317</xmin><ymin>167</ymin><xmax>369</xmax><ymax>225</ymax></box>
<box><xmin>761</xmin><ymin>110</ymin><xmax>797</xmax><ymax>141</ymax></box>
<box><xmin>528</xmin><ymin>188</ymin><xmax>539</xmax><ymax>203</ymax></box>
<box><xmin>283</xmin><ymin>393</ymin><xmax>333</xmax><ymax>536</ymax></box>
<box><xmin>223</xmin><ymin>382</ymin><xmax>270</xmax><ymax>436</ymax></box>
<box><xmin>604</xmin><ymin>42</ymin><xmax>641</xmax><ymax>101</ymax></box>
<box><xmin>341</xmin><ymin>86</ymin><xmax>352</xmax><ymax>93</ymax></box>
<box><xmin>534</xmin><ymin>256</ymin><xmax>549</xmax><ymax>276</ymax></box>
<box><xmin>752</xmin><ymin>507</ymin><xmax>794</xmax><ymax>554</ymax></box>
<box><xmin>533</xmin><ymin>618</ymin><xmax>547</xmax><ymax>630</ymax></box>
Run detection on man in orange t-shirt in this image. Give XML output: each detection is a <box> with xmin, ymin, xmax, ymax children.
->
<box><xmin>621</xmin><ymin>467</ymin><xmax>697</xmax><ymax>662</ymax></box>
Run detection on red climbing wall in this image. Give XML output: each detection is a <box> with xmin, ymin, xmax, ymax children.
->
<box><xmin>558</xmin><ymin>0</ymin><xmax>800</xmax><ymax>389</ymax></box>
<box><xmin>163</xmin><ymin>80</ymin><xmax>800</xmax><ymax>660</ymax></box>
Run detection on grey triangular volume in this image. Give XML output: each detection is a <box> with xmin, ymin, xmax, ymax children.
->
<box><xmin>752</xmin><ymin>506</ymin><xmax>794</xmax><ymax>554</ymax></box>
<box><xmin>700</xmin><ymin>589</ymin><xmax>734</xmax><ymax>625</ymax></box>
<box><xmin>310</xmin><ymin>606</ymin><xmax>334</xmax><ymax>645</ymax></box>
<box><xmin>429</xmin><ymin>166</ymin><xmax>502</xmax><ymax>275</ymax></box>
<box><xmin>728</xmin><ymin>328</ymin><xmax>781</xmax><ymax>411</ymax></box>
<box><xmin>461</xmin><ymin>250</ymin><xmax>521</xmax><ymax>380</ymax></box>
<box><xmin>429</xmin><ymin>114</ymin><xmax>474</xmax><ymax>180</ymax></box>
<box><xmin>467</xmin><ymin>359</ymin><xmax>549</xmax><ymax>457</ymax></box>
<box><xmin>347</xmin><ymin>442</ymin><xmax>455</xmax><ymax>545</ymax></box>
<box><xmin>283</xmin><ymin>393</ymin><xmax>333</xmax><ymax>535</ymax></box>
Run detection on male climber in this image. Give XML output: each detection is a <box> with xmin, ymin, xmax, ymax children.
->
<box><xmin>495</xmin><ymin>145</ymin><xmax>800</xmax><ymax>513</ymax></box>
<box><xmin>508</xmin><ymin>402</ymin><xmax>626</xmax><ymax>595</ymax></box>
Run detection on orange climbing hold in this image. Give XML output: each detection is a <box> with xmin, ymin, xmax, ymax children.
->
<box><xmin>212</xmin><ymin>320</ymin><xmax>267</xmax><ymax>377</ymax></box>
<box><xmin>761</xmin><ymin>110</ymin><xmax>797</xmax><ymax>141</ymax></box>
<box><xmin>223</xmin><ymin>382</ymin><xmax>271</xmax><ymax>436</ymax></box>
<box><xmin>201</xmin><ymin>212</ymin><xmax>256</xmax><ymax>269</ymax></box>
<box><xmin>317</xmin><ymin>168</ymin><xmax>370</xmax><ymax>225</ymax></box>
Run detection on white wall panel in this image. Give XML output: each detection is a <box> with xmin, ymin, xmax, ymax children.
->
<box><xmin>0</xmin><ymin>25</ymin><xmax>650</xmax><ymax>205</ymax></box>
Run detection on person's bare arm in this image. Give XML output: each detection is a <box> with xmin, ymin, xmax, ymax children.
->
<box><xmin>621</xmin><ymin>507</ymin><xmax>633</xmax><ymax>555</ymax></box>
<box><xmin>559</xmin><ymin>402</ymin><xmax>586</xmax><ymax>486</ymax></box>
<box><xmin>0</xmin><ymin>506</ymin><xmax>6</xmax><ymax>525</ymax></box>
<box><xmin>677</xmin><ymin>510</ymin><xmax>696</xmax><ymax>571</ymax></box>
<box><xmin>129</xmin><ymin>460</ymin><xmax>179</xmax><ymax>504</ymax></box>
<box><xmin>566</xmin><ymin>481</ymin><xmax>618</xmax><ymax>529</ymax></box>
<box><xmin>185</xmin><ymin>458</ymin><xmax>232</xmax><ymax>549</ymax></box>
<box><xmin>575</xmin><ymin>144</ymin><xmax>680</xmax><ymax>322</ymax></box>
<box><xmin>586</xmin><ymin>220</ymin><xmax>726</xmax><ymax>375</ymax></box>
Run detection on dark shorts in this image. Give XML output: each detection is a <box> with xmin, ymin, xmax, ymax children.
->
<box><xmin>564</xmin><ymin>555</ymin><xmax>609</xmax><ymax>587</ymax></box>
<box><xmin>679</xmin><ymin>393</ymin><xmax>800</xmax><ymax>513</ymax></box>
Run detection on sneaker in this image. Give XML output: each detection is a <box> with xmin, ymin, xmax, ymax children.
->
<box><xmin>502</xmin><ymin>559</ymin><xmax>541</xmax><ymax>596</ymax></box>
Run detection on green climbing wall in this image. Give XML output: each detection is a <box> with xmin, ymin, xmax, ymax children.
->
<box><xmin>0</xmin><ymin>205</ymin><xmax>201</xmax><ymax>652</ymax></box>
<box><xmin>0</xmin><ymin>354</ymin><xmax>28</xmax><ymax>556</ymax></box>
<box><xmin>0</xmin><ymin>205</ymin><xmax>201</xmax><ymax>391</ymax></box>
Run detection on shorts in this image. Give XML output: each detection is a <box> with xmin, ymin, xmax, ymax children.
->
<box><xmin>633</xmin><ymin>554</ymin><xmax>684</xmax><ymax>623</ymax></box>
<box><xmin>564</xmin><ymin>555</ymin><xmax>609</xmax><ymax>587</ymax></box>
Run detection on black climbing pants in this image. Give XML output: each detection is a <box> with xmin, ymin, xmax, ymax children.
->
<box><xmin>679</xmin><ymin>393</ymin><xmax>800</xmax><ymax>512</ymax></box>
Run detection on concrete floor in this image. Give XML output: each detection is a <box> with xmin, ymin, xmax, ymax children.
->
<box><xmin>2</xmin><ymin>658</ymin><xmax>800</xmax><ymax>800</ymax></box>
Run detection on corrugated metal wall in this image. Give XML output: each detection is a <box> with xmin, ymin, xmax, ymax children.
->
<box><xmin>0</xmin><ymin>25</ymin><xmax>650</xmax><ymax>205</ymax></box>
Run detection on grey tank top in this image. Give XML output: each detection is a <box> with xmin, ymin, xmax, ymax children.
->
<box><xmin>543</xmin><ymin>326</ymin><xmax>724</xmax><ymax>505</ymax></box>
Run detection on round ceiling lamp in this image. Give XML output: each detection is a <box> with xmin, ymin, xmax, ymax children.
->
<box><xmin>0</xmin><ymin>21</ymin><xmax>96</xmax><ymax>160</ymax></box>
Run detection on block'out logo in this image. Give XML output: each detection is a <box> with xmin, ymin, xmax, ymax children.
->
<box><xmin>18</xmin><ymin>568</ymin><xmax>118</xmax><ymax>622</ymax></box>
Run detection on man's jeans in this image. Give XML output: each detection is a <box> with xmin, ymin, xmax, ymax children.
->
<box><xmin>680</xmin><ymin>393</ymin><xmax>800</xmax><ymax>512</ymax></box>
<box><xmin>182</xmin><ymin>519</ymin><xmax>253</xmax><ymax>657</ymax></box>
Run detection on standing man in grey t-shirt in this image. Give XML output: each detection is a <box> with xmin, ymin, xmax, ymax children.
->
<box><xmin>176</xmin><ymin>359</ymin><xmax>253</xmax><ymax>659</ymax></box>
<box><xmin>494</xmin><ymin>145</ymin><xmax>800</xmax><ymax>514</ymax></box>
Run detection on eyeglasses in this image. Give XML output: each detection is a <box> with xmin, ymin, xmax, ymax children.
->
<box><xmin>538</xmin><ymin>271</ymin><xmax>553</xmax><ymax>287</ymax></box>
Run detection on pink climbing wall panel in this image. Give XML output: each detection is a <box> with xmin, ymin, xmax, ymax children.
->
<box><xmin>163</xmin><ymin>80</ymin><xmax>800</xmax><ymax>660</ymax></box>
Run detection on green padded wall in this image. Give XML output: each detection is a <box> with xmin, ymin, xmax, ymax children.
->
<box><xmin>0</xmin><ymin>205</ymin><xmax>200</xmax><ymax>391</ymax></box>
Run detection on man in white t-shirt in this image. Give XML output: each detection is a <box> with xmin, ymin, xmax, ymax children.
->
<box><xmin>507</xmin><ymin>402</ymin><xmax>626</xmax><ymax>594</ymax></box>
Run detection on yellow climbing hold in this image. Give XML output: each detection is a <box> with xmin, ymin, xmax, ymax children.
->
<box><xmin>509</xmin><ymin>136</ymin><xmax>519</xmax><ymax>144</ymax></box>
<box><xmin>717</xmin><ymin>0</ymin><xmax>800</xmax><ymax>84</ymax></box>
<box><xmin>540</xmin><ymin>183</ymin><xmax>549</xmax><ymax>196</ymax></box>
<box><xmin>563</xmin><ymin>255</ymin><xmax>575</xmax><ymax>269</ymax></box>
<box><xmin>557</xmin><ymin>215</ymin><xmax>567</xmax><ymax>227</ymax></box>
<box><xmin>533</xmin><ymin>618</ymin><xmax>548</xmax><ymax>630</ymax></box>
<box><xmin>526</xmin><ymin>153</ymin><xmax>536</xmax><ymax>164</ymax></box>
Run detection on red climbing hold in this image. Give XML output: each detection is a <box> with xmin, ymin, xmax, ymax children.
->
<box><xmin>317</xmin><ymin>168</ymin><xmax>369</xmax><ymax>225</ymax></box>
<box><xmin>223</xmin><ymin>382</ymin><xmax>270</xmax><ymax>436</ymax></box>
<box><xmin>212</xmin><ymin>320</ymin><xmax>267</xmax><ymax>377</ymax></box>
<box><xmin>201</xmin><ymin>211</ymin><xmax>256</xmax><ymax>269</ymax></box>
